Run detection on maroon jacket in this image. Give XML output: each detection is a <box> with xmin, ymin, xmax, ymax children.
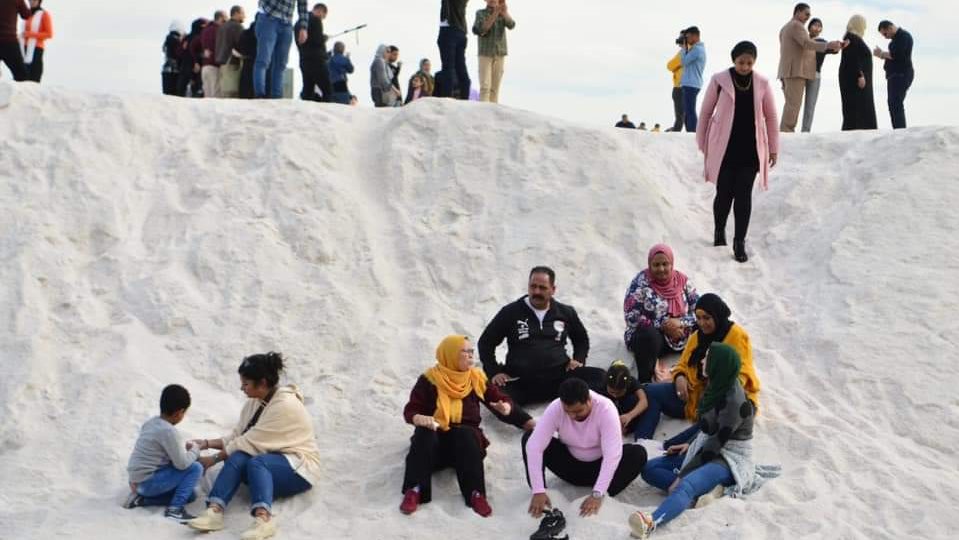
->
<box><xmin>1</xmin><ymin>0</ymin><xmax>30</xmax><ymax>44</ymax></box>
<box><xmin>200</xmin><ymin>22</ymin><xmax>221</xmax><ymax>67</ymax></box>
<box><xmin>403</xmin><ymin>375</ymin><xmax>532</xmax><ymax>449</ymax></box>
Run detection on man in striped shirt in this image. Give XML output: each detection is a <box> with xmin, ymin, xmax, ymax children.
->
<box><xmin>254</xmin><ymin>0</ymin><xmax>310</xmax><ymax>98</ymax></box>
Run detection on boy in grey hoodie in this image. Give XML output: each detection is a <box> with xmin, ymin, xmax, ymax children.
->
<box><xmin>123</xmin><ymin>384</ymin><xmax>203</xmax><ymax>523</ymax></box>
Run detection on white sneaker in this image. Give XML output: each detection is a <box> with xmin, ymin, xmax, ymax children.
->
<box><xmin>628</xmin><ymin>511</ymin><xmax>654</xmax><ymax>539</ymax></box>
<box><xmin>694</xmin><ymin>484</ymin><xmax>725</xmax><ymax>508</ymax></box>
<box><xmin>187</xmin><ymin>507</ymin><xmax>225</xmax><ymax>532</ymax></box>
<box><xmin>240</xmin><ymin>516</ymin><xmax>277</xmax><ymax>540</ymax></box>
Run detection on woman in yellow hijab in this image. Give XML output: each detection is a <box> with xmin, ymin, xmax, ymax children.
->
<box><xmin>400</xmin><ymin>335</ymin><xmax>534</xmax><ymax>518</ymax></box>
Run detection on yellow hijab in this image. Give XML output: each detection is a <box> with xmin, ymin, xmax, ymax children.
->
<box><xmin>424</xmin><ymin>335</ymin><xmax>487</xmax><ymax>431</ymax></box>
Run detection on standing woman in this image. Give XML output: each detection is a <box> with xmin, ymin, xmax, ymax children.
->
<box><xmin>839</xmin><ymin>15</ymin><xmax>877</xmax><ymax>130</ymax></box>
<box><xmin>696</xmin><ymin>41</ymin><xmax>779</xmax><ymax>263</ymax></box>
<box><xmin>187</xmin><ymin>353</ymin><xmax>320</xmax><ymax>540</ymax></box>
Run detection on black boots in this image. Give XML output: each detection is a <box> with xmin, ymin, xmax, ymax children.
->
<box><xmin>714</xmin><ymin>229</ymin><xmax>727</xmax><ymax>247</ymax></box>
<box><xmin>733</xmin><ymin>240</ymin><xmax>748</xmax><ymax>263</ymax></box>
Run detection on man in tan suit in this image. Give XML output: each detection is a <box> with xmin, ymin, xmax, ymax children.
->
<box><xmin>778</xmin><ymin>3</ymin><xmax>843</xmax><ymax>132</ymax></box>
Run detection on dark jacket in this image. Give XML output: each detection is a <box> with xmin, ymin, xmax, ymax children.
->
<box><xmin>215</xmin><ymin>20</ymin><xmax>245</xmax><ymax>66</ymax></box>
<box><xmin>615</xmin><ymin>121</ymin><xmax>636</xmax><ymax>129</ymax></box>
<box><xmin>297</xmin><ymin>13</ymin><xmax>327</xmax><ymax>58</ymax></box>
<box><xmin>884</xmin><ymin>28</ymin><xmax>914</xmax><ymax>78</ymax></box>
<box><xmin>479</xmin><ymin>296</ymin><xmax>590</xmax><ymax>381</ymax></box>
<box><xmin>163</xmin><ymin>32</ymin><xmax>183</xmax><ymax>73</ymax></box>
<box><xmin>328</xmin><ymin>52</ymin><xmax>354</xmax><ymax>83</ymax></box>
<box><xmin>0</xmin><ymin>0</ymin><xmax>30</xmax><ymax>44</ymax></box>
<box><xmin>679</xmin><ymin>383</ymin><xmax>754</xmax><ymax>476</ymax></box>
<box><xmin>403</xmin><ymin>375</ymin><xmax>531</xmax><ymax>450</ymax></box>
<box><xmin>200</xmin><ymin>22</ymin><xmax>221</xmax><ymax>67</ymax></box>
<box><xmin>440</xmin><ymin>0</ymin><xmax>469</xmax><ymax>33</ymax></box>
<box><xmin>839</xmin><ymin>32</ymin><xmax>877</xmax><ymax>131</ymax></box>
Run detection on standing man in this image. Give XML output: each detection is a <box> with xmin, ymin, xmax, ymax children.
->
<box><xmin>615</xmin><ymin>114</ymin><xmax>636</xmax><ymax>129</ymax></box>
<box><xmin>21</xmin><ymin>0</ymin><xmax>51</xmax><ymax>82</ymax></box>
<box><xmin>874</xmin><ymin>20</ymin><xmax>914</xmax><ymax>129</ymax></box>
<box><xmin>328</xmin><ymin>41</ymin><xmax>354</xmax><ymax>104</ymax></box>
<box><xmin>387</xmin><ymin>45</ymin><xmax>402</xmax><ymax>103</ymax></box>
<box><xmin>370</xmin><ymin>44</ymin><xmax>399</xmax><ymax>107</ymax></box>
<box><xmin>801</xmin><ymin>18</ymin><xmax>838</xmax><ymax>132</ymax></box>
<box><xmin>1</xmin><ymin>0</ymin><xmax>30</xmax><ymax>81</ymax></box>
<box><xmin>665</xmin><ymin>31</ymin><xmax>685</xmax><ymax>132</ymax></box>
<box><xmin>522</xmin><ymin>378</ymin><xmax>646</xmax><ymax>519</ymax></box>
<box><xmin>254</xmin><ymin>0</ymin><xmax>310</xmax><ymax>99</ymax></box>
<box><xmin>215</xmin><ymin>6</ymin><xmax>246</xmax><ymax>98</ymax></box>
<box><xmin>473</xmin><ymin>0</ymin><xmax>515</xmax><ymax>104</ymax></box>
<box><xmin>200</xmin><ymin>11</ymin><xmax>226</xmax><ymax>98</ymax></box>
<box><xmin>478</xmin><ymin>266</ymin><xmax>606</xmax><ymax>406</ymax></box>
<box><xmin>778</xmin><ymin>3</ymin><xmax>843</xmax><ymax>132</ymax></box>
<box><xmin>679</xmin><ymin>26</ymin><xmax>705</xmax><ymax>132</ymax></box>
<box><xmin>436</xmin><ymin>0</ymin><xmax>470</xmax><ymax>99</ymax></box>
<box><xmin>297</xmin><ymin>3</ymin><xmax>332</xmax><ymax>102</ymax></box>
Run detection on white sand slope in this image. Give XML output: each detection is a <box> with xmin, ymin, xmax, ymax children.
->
<box><xmin>1</xmin><ymin>81</ymin><xmax>957</xmax><ymax>539</ymax></box>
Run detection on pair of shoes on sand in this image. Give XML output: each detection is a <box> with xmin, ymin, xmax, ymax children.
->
<box><xmin>188</xmin><ymin>508</ymin><xmax>276</xmax><ymax>540</ymax></box>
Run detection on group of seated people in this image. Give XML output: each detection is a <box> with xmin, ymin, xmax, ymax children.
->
<box><xmin>121</xmin><ymin>243</ymin><xmax>774</xmax><ymax>540</ymax></box>
<box><xmin>398</xmin><ymin>246</ymin><xmax>777</xmax><ymax>537</ymax></box>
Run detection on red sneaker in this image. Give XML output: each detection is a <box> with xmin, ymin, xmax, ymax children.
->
<box><xmin>400</xmin><ymin>489</ymin><xmax>420</xmax><ymax>515</ymax></box>
<box><xmin>470</xmin><ymin>491</ymin><xmax>492</xmax><ymax>517</ymax></box>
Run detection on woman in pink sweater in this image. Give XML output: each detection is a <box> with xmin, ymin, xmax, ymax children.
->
<box><xmin>696</xmin><ymin>41</ymin><xmax>779</xmax><ymax>263</ymax></box>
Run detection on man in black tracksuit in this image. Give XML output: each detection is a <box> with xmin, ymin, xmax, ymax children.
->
<box><xmin>478</xmin><ymin>266</ymin><xmax>606</xmax><ymax>406</ymax></box>
<box><xmin>297</xmin><ymin>3</ymin><xmax>333</xmax><ymax>102</ymax></box>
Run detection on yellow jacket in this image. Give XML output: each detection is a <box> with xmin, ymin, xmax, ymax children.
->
<box><xmin>671</xmin><ymin>324</ymin><xmax>761</xmax><ymax>420</ymax></box>
<box><xmin>667</xmin><ymin>52</ymin><xmax>683</xmax><ymax>88</ymax></box>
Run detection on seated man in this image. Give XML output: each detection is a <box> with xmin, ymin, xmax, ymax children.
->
<box><xmin>523</xmin><ymin>378</ymin><xmax>647</xmax><ymax>518</ymax></box>
<box><xmin>479</xmin><ymin>266</ymin><xmax>605</xmax><ymax>405</ymax></box>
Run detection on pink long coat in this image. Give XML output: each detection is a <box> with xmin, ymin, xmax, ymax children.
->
<box><xmin>696</xmin><ymin>70</ymin><xmax>780</xmax><ymax>190</ymax></box>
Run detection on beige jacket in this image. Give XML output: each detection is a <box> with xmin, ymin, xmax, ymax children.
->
<box><xmin>778</xmin><ymin>19</ymin><xmax>827</xmax><ymax>80</ymax></box>
<box><xmin>223</xmin><ymin>385</ymin><xmax>321</xmax><ymax>486</ymax></box>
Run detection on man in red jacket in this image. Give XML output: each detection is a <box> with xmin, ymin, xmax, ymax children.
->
<box><xmin>0</xmin><ymin>0</ymin><xmax>30</xmax><ymax>81</ymax></box>
<box><xmin>200</xmin><ymin>10</ymin><xmax>227</xmax><ymax>98</ymax></box>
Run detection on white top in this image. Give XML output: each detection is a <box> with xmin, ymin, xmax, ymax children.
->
<box><xmin>524</xmin><ymin>297</ymin><xmax>548</xmax><ymax>328</ymax></box>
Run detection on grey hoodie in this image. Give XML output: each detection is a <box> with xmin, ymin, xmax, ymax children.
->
<box><xmin>370</xmin><ymin>44</ymin><xmax>395</xmax><ymax>106</ymax></box>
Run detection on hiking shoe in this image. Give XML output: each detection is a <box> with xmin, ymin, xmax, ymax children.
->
<box><xmin>122</xmin><ymin>492</ymin><xmax>143</xmax><ymax>509</ymax></box>
<box><xmin>164</xmin><ymin>507</ymin><xmax>196</xmax><ymax>523</ymax></box>
<box><xmin>399</xmin><ymin>489</ymin><xmax>420</xmax><ymax>515</ymax></box>
<box><xmin>694</xmin><ymin>484</ymin><xmax>725</xmax><ymax>508</ymax></box>
<box><xmin>714</xmin><ymin>229</ymin><xmax>727</xmax><ymax>247</ymax></box>
<box><xmin>733</xmin><ymin>240</ymin><xmax>748</xmax><ymax>263</ymax></box>
<box><xmin>187</xmin><ymin>507</ymin><xmax>225</xmax><ymax>532</ymax></box>
<box><xmin>628</xmin><ymin>510</ymin><xmax>654</xmax><ymax>539</ymax></box>
<box><xmin>470</xmin><ymin>491</ymin><xmax>492</xmax><ymax>517</ymax></box>
<box><xmin>239</xmin><ymin>516</ymin><xmax>277</xmax><ymax>540</ymax></box>
<box><xmin>530</xmin><ymin>508</ymin><xmax>566</xmax><ymax>540</ymax></box>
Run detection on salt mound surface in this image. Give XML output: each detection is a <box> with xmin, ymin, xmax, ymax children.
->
<box><xmin>1</xmin><ymin>81</ymin><xmax>958</xmax><ymax>539</ymax></box>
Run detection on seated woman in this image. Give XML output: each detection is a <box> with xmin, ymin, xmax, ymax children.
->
<box><xmin>400</xmin><ymin>335</ymin><xmax>534</xmax><ymax>517</ymax></box>
<box><xmin>600</xmin><ymin>361</ymin><xmax>648</xmax><ymax>435</ymax></box>
<box><xmin>624</xmin><ymin>244</ymin><xmax>700</xmax><ymax>383</ymax></box>
<box><xmin>187</xmin><ymin>353</ymin><xmax>320</xmax><ymax>540</ymax></box>
<box><xmin>629</xmin><ymin>343</ymin><xmax>777</xmax><ymax>538</ymax></box>
<box><xmin>632</xmin><ymin>293</ymin><xmax>760</xmax><ymax>440</ymax></box>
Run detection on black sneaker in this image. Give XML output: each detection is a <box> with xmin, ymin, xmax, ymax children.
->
<box><xmin>530</xmin><ymin>508</ymin><xmax>566</xmax><ymax>540</ymax></box>
<box><xmin>122</xmin><ymin>492</ymin><xmax>143</xmax><ymax>509</ymax></box>
<box><xmin>164</xmin><ymin>507</ymin><xmax>197</xmax><ymax>524</ymax></box>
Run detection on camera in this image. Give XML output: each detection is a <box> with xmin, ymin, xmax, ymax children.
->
<box><xmin>675</xmin><ymin>30</ymin><xmax>687</xmax><ymax>46</ymax></box>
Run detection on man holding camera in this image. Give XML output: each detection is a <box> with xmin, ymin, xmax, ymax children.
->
<box><xmin>666</xmin><ymin>32</ymin><xmax>685</xmax><ymax>132</ymax></box>
<box><xmin>679</xmin><ymin>26</ymin><xmax>705</xmax><ymax>132</ymax></box>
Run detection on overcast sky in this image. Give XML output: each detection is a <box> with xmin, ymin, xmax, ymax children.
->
<box><xmin>15</xmin><ymin>0</ymin><xmax>959</xmax><ymax>130</ymax></box>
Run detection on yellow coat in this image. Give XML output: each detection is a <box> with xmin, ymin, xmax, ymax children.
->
<box><xmin>667</xmin><ymin>52</ymin><xmax>684</xmax><ymax>88</ymax></box>
<box><xmin>671</xmin><ymin>324</ymin><xmax>761</xmax><ymax>420</ymax></box>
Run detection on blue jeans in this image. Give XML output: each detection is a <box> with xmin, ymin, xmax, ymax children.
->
<box><xmin>643</xmin><ymin>455</ymin><xmax>734</xmax><ymax>527</ymax></box>
<box><xmin>682</xmin><ymin>86</ymin><xmax>700</xmax><ymax>132</ymax></box>
<box><xmin>254</xmin><ymin>12</ymin><xmax>294</xmax><ymax>98</ymax></box>
<box><xmin>207</xmin><ymin>452</ymin><xmax>311</xmax><ymax>514</ymax></box>
<box><xmin>137</xmin><ymin>462</ymin><xmax>203</xmax><ymax>508</ymax></box>
<box><xmin>633</xmin><ymin>383</ymin><xmax>687</xmax><ymax>440</ymax></box>
<box><xmin>437</xmin><ymin>27</ymin><xmax>470</xmax><ymax>99</ymax></box>
<box><xmin>887</xmin><ymin>71</ymin><xmax>914</xmax><ymax>129</ymax></box>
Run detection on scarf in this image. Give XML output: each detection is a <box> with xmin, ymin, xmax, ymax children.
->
<box><xmin>644</xmin><ymin>243</ymin><xmax>689</xmax><ymax>317</ymax></box>
<box><xmin>689</xmin><ymin>293</ymin><xmax>734</xmax><ymax>376</ymax></box>
<box><xmin>698</xmin><ymin>343</ymin><xmax>742</xmax><ymax>416</ymax></box>
<box><xmin>424</xmin><ymin>335</ymin><xmax>487</xmax><ymax>431</ymax></box>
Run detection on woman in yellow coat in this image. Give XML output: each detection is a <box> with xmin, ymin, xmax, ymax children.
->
<box><xmin>633</xmin><ymin>293</ymin><xmax>760</xmax><ymax>440</ymax></box>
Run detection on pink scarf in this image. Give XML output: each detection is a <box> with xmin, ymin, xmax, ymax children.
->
<box><xmin>644</xmin><ymin>244</ymin><xmax>689</xmax><ymax>317</ymax></box>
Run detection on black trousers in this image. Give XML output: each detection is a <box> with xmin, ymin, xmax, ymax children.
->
<box><xmin>25</xmin><ymin>47</ymin><xmax>43</xmax><ymax>82</ymax></box>
<box><xmin>714</xmin><ymin>164</ymin><xmax>758</xmax><ymax>243</ymax></box>
<box><xmin>162</xmin><ymin>72</ymin><xmax>180</xmax><ymax>95</ymax></box>
<box><xmin>670</xmin><ymin>86</ymin><xmax>685</xmax><ymax>131</ymax></box>
<box><xmin>402</xmin><ymin>426</ymin><xmax>485</xmax><ymax>505</ymax></box>
<box><xmin>522</xmin><ymin>431</ymin><xmax>646</xmax><ymax>496</ymax></box>
<box><xmin>0</xmin><ymin>42</ymin><xmax>28</xmax><ymax>81</ymax></box>
<box><xmin>629</xmin><ymin>326</ymin><xmax>669</xmax><ymax>384</ymax></box>
<box><xmin>501</xmin><ymin>366</ymin><xmax>607</xmax><ymax>406</ymax></box>
<box><xmin>300</xmin><ymin>53</ymin><xmax>332</xmax><ymax>102</ymax></box>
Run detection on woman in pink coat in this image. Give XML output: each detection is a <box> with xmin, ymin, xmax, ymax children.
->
<box><xmin>696</xmin><ymin>41</ymin><xmax>779</xmax><ymax>263</ymax></box>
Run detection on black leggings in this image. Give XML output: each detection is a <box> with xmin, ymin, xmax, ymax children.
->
<box><xmin>714</xmin><ymin>165</ymin><xmax>758</xmax><ymax>242</ymax></box>
<box><xmin>26</xmin><ymin>47</ymin><xmax>43</xmax><ymax>82</ymax></box>
<box><xmin>402</xmin><ymin>426</ymin><xmax>485</xmax><ymax>505</ymax></box>
<box><xmin>629</xmin><ymin>326</ymin><xmax>669</xmax><ymax>384</ymax></box>
<box><xmin>522</xmin><ymin>431</ymin><xmax>647</xmax><ymax>496</ymax></box>
<box><xmin>0</xmin><ymin>42</ymin><xmax>28</xmax><ymax>81</ymax></box>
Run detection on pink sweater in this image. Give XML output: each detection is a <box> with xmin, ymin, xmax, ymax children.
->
<box><xmin>525</xmin><ymin>391</ymin><xmax>623</xmax><ymax>494</ymax></box>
